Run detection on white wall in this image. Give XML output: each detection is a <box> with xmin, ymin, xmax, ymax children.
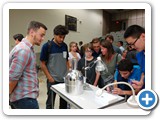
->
<box><xmin>9</xmin><ymin>9</ymin><xmax>103</xmax><ymax>53</ymax></box>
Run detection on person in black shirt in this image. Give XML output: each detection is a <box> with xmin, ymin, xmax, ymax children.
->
<box><xmin>77</xmin><ymin>43</ymin><xmax>100</xmax><ymax>86</ymax></box>
<box><xmin>91</xmin><ymin>38</ymin><xmax>101</xmax><ymax>58</ymax></box>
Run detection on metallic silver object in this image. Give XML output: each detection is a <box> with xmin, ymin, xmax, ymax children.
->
<box><xmin>64</xmin><ymin>58</ymin><xmax>84</xmax><ymax>95</ymax></box>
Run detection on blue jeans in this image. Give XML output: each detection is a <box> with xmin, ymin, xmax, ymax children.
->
<box><xmin>10</xmin><ymin>98</ymin><xmax>39</xmax><ymax>109</ymax></box>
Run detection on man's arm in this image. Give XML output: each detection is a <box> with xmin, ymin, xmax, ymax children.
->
<box><xmin>112</xmin><ymin>88</ymin><xmax>133</xmax><ymax>95</ymax></box>
<box><xmin>66</xmin><ymin>61</ymin><xmax>70</xmax><ymax>70</ymax></box>
<box><xmin>9</xmin><ymin>80</ymin><xmax>18</xmax><ymax>94</ymax></box>
<box><xmin>93</xmin><ymin>72</ymin><xmax>100</xmax><ymax>86</ymax></box>
<box><xmin>113</xmin><ymin>70</ymin><xmax>119</xmax><ymax>88</ymax></box>
<box><xmin>131</xmin><ymin>73</ymin><xmax>144</xmax><ymax>91</ymax></box>
<box><xmin>9</xmin><ymin>49</ymin><xmax>30</xmax><ymax>95</ymax></box>
<box><xmin>40</xmin><ymin>61</ymin><xmax>54</xmax><ymax>83</ymax></box>
<box><xmin>113</xmin><ymin>80</ymin><xmax>118</xmax><ymax>88</ymax></box>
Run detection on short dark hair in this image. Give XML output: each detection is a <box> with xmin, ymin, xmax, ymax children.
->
<box><xmin>53</xmin><ymin>25</ymin><xmax>69</xmax><ymax>35</ymax></box>
<box><xmin>105</xmin><ymin>35</ymin><xmax>114</xmax><ymax>41</ymax></box>
<box><xmin>118</xmin><ymin>59</ymin><xmax>133</xmax><ymax>72</ymax></box>
<box><xmin>118</xmin><ymin>41</ymin><xmax>123</xmax><ymax>46</ymax></box>
<box><xmin>13</xmin><ymin>34</ymin><xmax>24</xmax><ymax>42</ymax></box>
<box><xmin>27</xmin><ymin>21</ymin><xmax>47</xmax><ymax>34</ymax></box>
<box><xmin>79</xmin><ymin>41</ymin><xmax>83</xmax><ymax>46</ymax></box>
<box><xmin>91</xmin><ymin>38</ymin><xmax>100</xmax><ymax>44</ymax></box>
<box><xmin>124</xmin><ymin>25</ymin><xmax>145</xmax><ymax>39</ymax></box>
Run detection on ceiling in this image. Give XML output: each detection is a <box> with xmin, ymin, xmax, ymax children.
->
<box><xmin>103</xmin><ymin>9</ymin><xmax>133</xmax><ymax>14</ymax></box>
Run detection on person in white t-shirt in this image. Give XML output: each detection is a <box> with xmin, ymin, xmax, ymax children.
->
<box><xmin>117</xmin><ymin>41</ymin><xmax>125</xmax><ymax>53</ymax></box>
<box><xmin>68</xmin><ymin>41</ymin><xmax>81</xmax><ymax>68</ymax></box>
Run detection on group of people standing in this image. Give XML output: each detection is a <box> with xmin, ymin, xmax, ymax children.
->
<box><xmin>9</xmin><ymin>20</ymin><xmax>145</xmax><ymax>109</ymax></box>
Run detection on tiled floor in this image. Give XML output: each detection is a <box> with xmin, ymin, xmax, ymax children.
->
<box><xmin>37</xmin><ymin>70</ymin><xmax>60</xmax><ymax>109</ymax></box>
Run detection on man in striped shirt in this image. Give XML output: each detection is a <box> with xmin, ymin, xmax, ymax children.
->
<box><xmin>9</xmin><ymin>21</ymin><xmax>47</xmax><ymax>109</ymax></box>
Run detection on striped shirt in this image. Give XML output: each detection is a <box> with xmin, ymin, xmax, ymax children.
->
<box><xmin>9</xmin><ymin>38</ymin><xmax>39</xmax><ymax>102</ymax></box>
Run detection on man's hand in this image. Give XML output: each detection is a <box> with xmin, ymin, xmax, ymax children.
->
<box><xmin>9</xmin><ymin>80</ymin><xmax>18</xmax><ymax>95</ymax></box>
<box><xmin>112</xmin><ymin>88</ymin><xmax>124</xmax><ymax>95</ymax></box>
<box><xmin>48</xmin><ymin>76</ymin><xmax>55</xmax><ymax>83</ymax></box>
<box><xmin>131</xmin><ymin>80</ymin><xmax>144</xmax><ymax>90</ymax></box>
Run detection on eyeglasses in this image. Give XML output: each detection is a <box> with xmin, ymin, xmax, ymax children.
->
<box><xmin>127</xmin><ymin>37</ymin><xmax>139</xmax><ymax>47</ymax></box>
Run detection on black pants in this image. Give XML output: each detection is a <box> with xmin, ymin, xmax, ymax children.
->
<box><xmin>46</xmin><ymin>80</ymin><xmax>67</xmax><ymax>109</ymax></box>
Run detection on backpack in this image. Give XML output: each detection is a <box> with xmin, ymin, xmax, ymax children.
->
<box><xmin>46</xmin><ymin>39</ymin><xmax>53</xmax><ymax>64</ymax></box>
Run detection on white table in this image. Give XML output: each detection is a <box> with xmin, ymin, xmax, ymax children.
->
<box><xmin>107</xmin><ymin>102</ymin><xmax>139</xmax><ymax>109</ymax></box>
<box><xmin>51</xmin><ymin>83</ymin><xmax>125</xmax><ymax>109</ymax></box>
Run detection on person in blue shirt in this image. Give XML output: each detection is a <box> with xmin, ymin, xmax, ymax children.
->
<box><xmin>40</xmin><ymin>25</ymin><xmax>69</xmax><ymax>109</ymax></box>
<box><xmin>113</xmin><ymin>59</ymin><xmax>142</xmax><ymax>96</ymax></box>
<box><xmin>124</xmin><ymin>25</ymin><xmax>145</xmax><ymax>90</ymax></box>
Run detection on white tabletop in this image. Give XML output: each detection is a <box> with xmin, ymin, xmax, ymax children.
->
<box><xmin>107</xmin><ymin>102</ymin><xmax>139</xmax><ymax>109</ymax></box>
<box><xmin>51</xmin><ymin>83</ymin><xmax>125</xmax><ymax>109</ymax></box>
